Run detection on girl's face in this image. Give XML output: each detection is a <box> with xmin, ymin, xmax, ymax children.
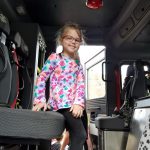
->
<box><xmin>61</xmin><ymin>28</ymin><xmax>81</xmax><ymax>57</ymax></box>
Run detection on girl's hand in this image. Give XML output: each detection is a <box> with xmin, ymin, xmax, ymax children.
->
<box><xmin>70</xmin><ymin>104</ymin><xmax>84</xmax><ymax>118</ymax></box>
<box><xmin>32</xmin><ymin>102</ymin><xmax>50</xmax><ymax>111</ymax></box>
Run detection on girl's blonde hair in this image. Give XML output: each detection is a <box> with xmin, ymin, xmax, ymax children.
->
<box><xmin>56</xmin><ymin>22</ymin><xmax>85</xmax><ymax>46</ymax></box>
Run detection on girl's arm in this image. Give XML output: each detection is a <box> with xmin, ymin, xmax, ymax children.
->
<box><xmin>33</xmin><ymin>53</ymin><xmax>57</xmax><ymax>106</ymax></box>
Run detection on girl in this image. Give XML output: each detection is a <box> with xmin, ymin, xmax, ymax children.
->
<box><xmin>32</xmin><ymin>23</ymin><xmax>87</xmax><ymax>150</ymax></box>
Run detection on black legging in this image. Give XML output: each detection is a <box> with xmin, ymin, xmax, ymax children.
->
<box><xmin>58</xmin><ymin>108</ymin><xmax>87</xmax><ymax>150</ymax></box>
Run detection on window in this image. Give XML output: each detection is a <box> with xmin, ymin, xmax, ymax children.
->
<box><xmin>85</xmin><ymin>49</ymin><xmax>106</xmax><ymax>99</ymax></box>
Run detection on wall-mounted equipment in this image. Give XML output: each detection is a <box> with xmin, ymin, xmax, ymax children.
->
<box><xmin>86</xmin><ymin>0</ymin><xmax>103</xmax><ymax>9</ymax></box>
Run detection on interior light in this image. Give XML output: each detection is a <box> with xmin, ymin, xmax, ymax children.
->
<box><xmin>86</xmin><ymin>0</ymin><xmax>103</xmax><ymax>9</ymax></box>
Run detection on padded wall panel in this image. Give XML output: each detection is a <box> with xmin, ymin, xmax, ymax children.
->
<box><xmin>119</xmin><ymin>17</ymin><xmax>135</xmax><ymax>38</ymax></box>
<box><xmin>133</xmin><ymin>0</ymin><xmax>150</xmax><ymax>20</ymax></box>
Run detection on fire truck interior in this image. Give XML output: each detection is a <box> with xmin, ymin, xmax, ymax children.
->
<box><xmin>0</xmin><ymin>0</ymin><xmax>150</xmax><ymax>149</ymax></box>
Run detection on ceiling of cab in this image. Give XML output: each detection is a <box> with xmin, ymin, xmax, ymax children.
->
<box><xmin>0</xmin><ymin>0</ymin><xmax>127</xmax><ymax>47</ymax></box>
<box><xmin>22</xmin><ymin>0</ymin><xmax>126</xmax><ymax>28</ymax></box>
<box><xmin>1</xmin><ymin>0</ymin><xmax>150</xmax><ymax>50</ymax></box>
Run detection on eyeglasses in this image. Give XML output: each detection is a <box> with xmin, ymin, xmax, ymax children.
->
<box><xmin>63</xmin><ymin>35</ymin><xmax>81</xmax><ymax>44</ymax></box>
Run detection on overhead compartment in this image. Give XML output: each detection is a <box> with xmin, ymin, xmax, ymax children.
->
<box><xmin>133</xmin><ymin>0</ymin><xmax>150</xmax><ymax>21</ymax></box>
<box><xmin>119</xmin><ymin>17</ymin><xmax>135</xmax><ymax>38</ymax></box>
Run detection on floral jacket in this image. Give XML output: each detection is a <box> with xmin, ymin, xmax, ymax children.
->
<box><xmin>33</xmin><ymin>53</ymin><xmax>85</xmax><ymax>111</ymax></box>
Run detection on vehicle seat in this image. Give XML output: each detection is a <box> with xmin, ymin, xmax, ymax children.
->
<box><xmin>95</xmin><ymin>61</ymin><xmax>147</xmax><ymax>130</ymax></box>
<box><xmin>0</xmin><ymin>12</ymin><xmax>65</xmax><ymax>148</ymax></box>
<box><xmin>95</xmin><ymin>60</ymin><xmax>148</xmax><ymax>150</ymax></box>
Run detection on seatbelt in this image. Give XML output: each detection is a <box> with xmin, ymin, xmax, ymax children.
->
<box><xmin>6</xmin><ymin>39</ymin><xmax>20</xmax><ymax>108</ymax></box>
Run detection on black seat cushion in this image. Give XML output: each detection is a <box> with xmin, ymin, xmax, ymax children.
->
<box><xmin>0</xmin><ymin>108</ymin><xmax>65</xmax><ymax>140</ymax></box>
<box><xmin>95</xmin><ymin>115</ymin><xmax>127</xmax><ymax>131</ymax></box>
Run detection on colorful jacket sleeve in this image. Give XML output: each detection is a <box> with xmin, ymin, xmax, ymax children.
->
<box><xmin>74</xmin><ymin>64</ymin><xmax>85</xmax><ymax>108</ymax></box>
<box><xmin>33</xmin><ymin>53</ymin><xmax>57</xmax><ymax>104</ymax></box>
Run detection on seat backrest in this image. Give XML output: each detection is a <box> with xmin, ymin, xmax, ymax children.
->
<box><xmin>119</xmin><ymin>61</ymin><xmax>147</xmax><ymax>125</ymax></box>
<box><xmin>122</xmin><ymin>65</ymin><xmax>134</xmax><ymax>101</ymax></box>
<box><xmin>130</xmin><ymin>61</ymin><xmax>147</xmax><ymax>99</ymax></box>
<box><xmin>0</xmin><ymin>12</ymin><xmax>12</xmax><ymax>107</ymax></box>
<box><xmin>122</xmin><ymin>61</ymin><xmax>147</xmax><ymax>104</ymax></box>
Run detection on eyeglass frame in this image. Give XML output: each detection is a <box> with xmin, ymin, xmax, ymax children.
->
<box><xmin>62</xmin><ymin>35</ymin><xmax>82</xmax><ymax>44</ymax></box>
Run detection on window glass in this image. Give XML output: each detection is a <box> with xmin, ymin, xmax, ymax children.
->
<box><xmin>85</xmin><ymin>50</ymin><xmax>105</xmax><ymax>99</ymax></box>
<box><xmin>87</xmin><ymin>60</ymin><xmax>105</xmax><ymax>99</ymax></box>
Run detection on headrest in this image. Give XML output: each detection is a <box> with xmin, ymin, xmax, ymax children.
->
<box><xmin>10</xmin><ymin>32</ymin><xmax>29</xmax><ymax>58</ymax></box>
<box><xmin>126</xmin><ymin>65</ymin><xmax>134</xmax><ymax>77</ymax></box>
<box><xmin>0</xmin><ymin>11</ymin><xmax>10</xmax><ymax>36</ymax></box>
<box><xmin>13</xmin><ymin>32</ymin><xmax>21</xmax><ymax>47</ymax></box>
<box><xmin>19</xmin><ymin>37</ymin><xmax>29</xmax><ymax>58</ymax></box>
<box><xmin>16</xmin><ymin>33</ymin><xmax>29</xmax><ymax>58</ymax></box>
